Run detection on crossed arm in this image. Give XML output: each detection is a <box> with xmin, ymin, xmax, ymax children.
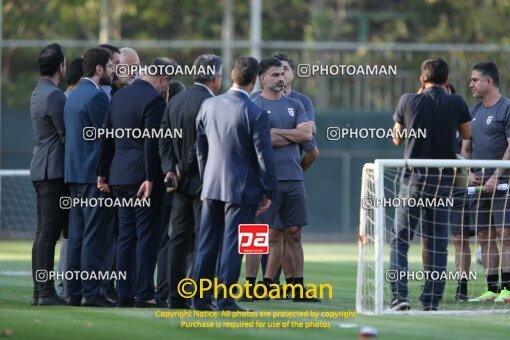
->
<box><xmin>271</xmin><ymin>121</ymin><xmax>313</xmax><ymax>147</ymax></box>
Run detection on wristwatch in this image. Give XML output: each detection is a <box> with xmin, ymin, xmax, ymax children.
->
<box><xmin>493</xmin><ymin>170</ymin><xmax>502</xmax><ymax>179</ymax></box>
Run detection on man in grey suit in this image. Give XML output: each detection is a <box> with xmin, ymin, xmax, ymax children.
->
<box><xmin>193</xmin><ymin>56</ymin><xmax>278</xmax><ymax>311</ymax></box>
<box><xmin>30</xmin><ymin>43</ymin><xmax>69</xmax><ymax>306</ymax></box>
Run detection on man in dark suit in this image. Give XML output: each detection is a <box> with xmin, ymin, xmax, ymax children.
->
<box><xmin>159</xmin><ymin>54</ymin><xmax>223</xmax><ymax>309</ymax></box>
<box><xmin>64</xmin><ymin>47</ymin><xmax>116</xmax><ymax>307</ymax></box>
<box><xmin>193</xmin><ymin>56</ymin><xmax>278</xmax><ymax>311</ymax></box>
<box><xmin>30</xmin><ymin>43</ymin><xmax>68</xmax><ymax>306</ymax></box>
<box><xmin>155</xmin><ymin>80</ymin><xmax>186</xmax><ymax>306</ymax></box>
<box><xmin>98</xmin><ymin>58</ymin><xmax>172</xmax><ymax>308</ymax></box>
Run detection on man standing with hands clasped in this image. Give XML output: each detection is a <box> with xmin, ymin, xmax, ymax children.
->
<box><xmin>192</xmin><ymin>56</ymin><xmax>277</xmax><ymax>312</ymax></box>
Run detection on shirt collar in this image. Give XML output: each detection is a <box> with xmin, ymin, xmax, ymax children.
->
<box><xmin>83</xmin><ymin>77</ymin><xmax>100</xmax><ymax>90</ymax></box>
<box><xmin>194</xmin><ymin>82</ymin><xmax>215</xmax><ymax>97</ymax></box>
<box><xmin>230</xmin><ymin>87</ymin><xmax>250</xmax><ymax>98</ymax></box>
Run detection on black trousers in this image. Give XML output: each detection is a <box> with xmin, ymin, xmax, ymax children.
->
<box><xmin>168</xmin><ymin>192</ymin><xmax>202</xmax><ymax>304</ymax></box>
<box><xmin>155</xmin><ymin>196</ymin><xmax>172</xmax><ymax>300</ymax></box>
<box><xmin>32</xmin><ymin>178</ymin><xmax>69</xmax><ymax>297</ymax></box>
<box><xmin>114</xmin><ymin>184</ymin><xmax>164</xmax><ymax>301</ymax></box>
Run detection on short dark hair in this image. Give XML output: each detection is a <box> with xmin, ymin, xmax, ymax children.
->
<box><xmin>168</xmin><ymin>81</ymin><xmax>186</xmax><ymax>101</ymax></box>
<box><xmin>38</xmin><ymin>43</ymin><xmax>65</xmax><ymax>76</ymax></box>
<box><xmin>472</xmin><ymin>61</ymin><xmax>499</xmax><ymax>87</ymax></box>
<box><xmin>146</xmin><ymin>57</ymin><xmax>178</xmax><ymax>79</ymax></box>
<box><xmin>66</xmin><ymin>57</ymin><xmax>84</xmax><ymax>86</ymax></box>
<box><xmin>150</xmin><ymin>57</ymin><xmax>179</xmax><ymax>78</ymax></box>
<box><xmin>272</xmin><ymin>52</ymin><xmax>295</xmax><ymax>70</ymax></box>
<box><xmin>193</xmin><ymin>54</ymin><xmax>223</xmax><ymax>84</ymax></box>
<box><xmin>98</xmin><ymin>44</ymin><xmax>120</xmax><ymax>55</ymax></box>
<box><xmin>421</xmin><ymin>58</ymin><xmax>449</xmax><ymax>85</ymax></box>
<box><xmin>259</xmin><ymin>57</ymin><xmax>282</xmax><ymax>76</ymax></box>
<box><xmin>232</xmin><ymin>56</ymin><xmax>259</xmax><ymax>86</ymax></box>
<box><xmin>82</xmin><ymin>47</ymin><xmax>112</xmax><ymax>78</ymax></box>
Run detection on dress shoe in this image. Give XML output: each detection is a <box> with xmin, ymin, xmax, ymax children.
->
<box><xmin>116</xmin><ymin>298</ymin><xmax>134</xmax><ymax>307</ymax></box>
<box><xmin>193</xmin><ymin>303</ymin><xmax>216</xmax><ymax>311</ymax></box>
<box><xmin>37</xmin><ymin>294</ymin><xmax>67</xmax><ymax>306</ymax></box>
<box><xmin>218</xmin><ymin>303</ymin><xmax>253</xmax><ymax>312</ymax></box>
<box><xmin>81</xmin><ymin>296</ymin><xmax>115</xmax><ymax>307</ymax></box>
<box><xmin>67</xmin><ymin>296</ymin><xmax>82</xmax><ymax>306</ymax></box>
<box><xmin>134</xmin><ymin>299</ymin><xmax>168</xmax><ymax>308</ymax></box>
<box><xmin>31</xmin><ymin>291</ymin><xmax>39</xmax><ymax>306</ymax></box>
<box><xmin>168</xmin><ymin>299</ymin><xmax>190</xmax><ymax>309</ymax></box>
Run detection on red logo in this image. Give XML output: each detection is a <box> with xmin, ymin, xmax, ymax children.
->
<box><xmin>238</xmin><ymin>224</ymin><xmax>269</xmax><ymax>254</ymax></box>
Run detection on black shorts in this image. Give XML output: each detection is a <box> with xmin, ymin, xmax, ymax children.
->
<box><xmin>469</xmin><ymin>189</ymin><xmax>510</xmax><ymax>232</ymax></box>
<box><xmin>450</xmin><ymin>188</ymin><xmax>475</xmax><ymax>237</ymax></box>
<box><xmin>256</xmin><ymin>180</ymin><xmax>308</xmax><ymax>230</ymax></box>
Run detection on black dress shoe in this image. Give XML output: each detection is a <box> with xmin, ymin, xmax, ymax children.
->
<box><xmin>116</xmin><ymin>298</ymin><xmax>134</xmax><ymax>308</ymax></box>
<box><xmin>134</xmin><ymin>299</ymin><xmax>168</xmax><ymax>308</ymax></box>
<box><xmin>169</xmin><ymin>300</ymin><xmax>190</xmax><ymax>309</ymax></box>
<box><xmin>194</xmin><ymin>303</ymin><xmax>216</xmax><ymax>311</ymax></box>
<box><xmin>67</xmin><ymin>296</ymin><xmax>82</xmax><ymax>306</ymax></box>
<box><xmin>218</xmin><ymin>303</ymin><xmax>253</xmax><ymax>312</ymax></box>
<box><xmin>31</xmin><ymin>291</ymin><xmax>39</xmax><ymax>306</ymax></box>
<box><xmin>81</xmin><ymin>296</ymin><xmax>115</xmax><ymax>307</ymax></box>
<box><xmin>38</xmin><ymin>295</ymin><xmax>67</xmax><ymax>306</ymax></box>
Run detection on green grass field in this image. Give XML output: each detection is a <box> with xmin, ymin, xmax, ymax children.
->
<box><xmin>0</xmin><ymin>241</ymin><xmax>508</xmax><ymax>339</ymax></box>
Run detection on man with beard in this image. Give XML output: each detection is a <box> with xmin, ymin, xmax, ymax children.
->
<box><xmin>251</xmin><ymin>57</ymin><xmax>313</xmax><ymax>300</ymax></box>
<box><xmin>98</xmin><ymin>44</ymin><xmax>120</xmax><ymax>99</ymax></box>
<box><xmin>64</xmin><ymin>47</ymin><xmax>116</xmax><ymax>307</ymax></box>
<box><xmin>30</xmin><ymin>43</ymin><xmax>68</xmax><ymax>306</ymax></box>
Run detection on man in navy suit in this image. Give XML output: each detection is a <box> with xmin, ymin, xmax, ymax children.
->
<box><xmin>98</xmin><ymin>58</ymin><xmax>172</xmax><ymax>308</ymax></box>
<box><xmin>159</xmin><ymin>54</ymin><xmax>223</xmax><ymax>309</ymax></box>
<box><xmin>64</xmin><ymin>47</ymin><xmax>116</xmax><ymax>307</ymax></box>
<box><xmin>193</xmin><ymin>56</ymin><xmax>278</xmax><ymax>311</ymax></box>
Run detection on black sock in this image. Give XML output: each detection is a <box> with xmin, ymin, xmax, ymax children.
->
<box><xmin>501</xmin><ymin>272</ymin><xmax>510</xmax><ymax>290</ymax></box>
<box><xmin>263</xmin><ymin>277</ymin><xmax>274</xmax><ymax>285</ymax></box>
<box><xmin>457</xmin><ymin>279</ymin><xmax>468</xmax><ymax>296</ymax></box>
<box><xmin>285</xmin><ymin>277</ymin><xmax>294</xmax><ymax>285</ymax></box>
<box><xmin>487</xmin><ymin>274</ymin><xmax>499</xmax><ymax>293</ymax></box>
<box><xmin>294</xmin><ymin>277</ymin><xmax>304</xmax><ymax>286</ymax></box>
<box><xmin>246</xmin><ymin>277</ymin><xmax>256</xmax><ymax>285</ymax></box>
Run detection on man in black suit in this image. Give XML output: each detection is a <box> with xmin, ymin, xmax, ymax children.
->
<box><xmin>98</xmin><ymin>58</ymin><xmax>172</xmax><ymax>308</ymax></box>
<box><xmin>30</xmin><ymin>43</ymin><xmax>68</xmax><ymax>306</ymax></box>
<box><xmin>193</xmin><ymin>56</ymin><xmax>278</xmax><ymax>311</ymax></box>
<box><xmin>159</xmin><ymin>54</ymin><xmax>223</xmax><ymax>309</ymax></box>
<box><xmin>155</xmin><ymin>80</ymin><xmax>186</xmax><ymax>305</ymax></box>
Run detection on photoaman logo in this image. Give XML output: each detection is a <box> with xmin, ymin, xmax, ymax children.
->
<box><xmin>238</xmin><ymin>224</ymin><xmax>269</xmax><ymax>254</ymax></box>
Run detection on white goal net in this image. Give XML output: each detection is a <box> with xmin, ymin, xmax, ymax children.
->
<box><xmin>0</xmin><ymin>170</ymin><xmax>36</xmax><ymax>239</ymax></box>
<box><xmin>357</xmin><ymin>159</ymin><xmax>510</xmax><ymax>315</ymax></box>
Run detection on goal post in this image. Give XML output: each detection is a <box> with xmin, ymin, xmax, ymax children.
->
<box><xmin>357</xmin><ymin>159</ymin><xmax>510</xmax><ymax>315</ymax></box>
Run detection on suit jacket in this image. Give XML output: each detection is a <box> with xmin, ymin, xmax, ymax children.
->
<box><xmin>98</xmin><ymin>79</ymin><xmax>166</xmax><ymax>186</ymax></box>
<box><xmin>159</xmin><ymin>84</ymin><xmax>213</xmax><ymax>196</ymax></box>
<box><xmin>29</xmin><ymin>78</ymin><xmax>67</xmax><ymax>181</ymax></box>
<box><xmin>64</xmin><ymin>79</ymin><xmax>109</xmax><ymax>184</ymax></box>
<box><xmin>196</xmin><ymin>89</ymin><xmax>277</xmax><ymax>206</ymax></box>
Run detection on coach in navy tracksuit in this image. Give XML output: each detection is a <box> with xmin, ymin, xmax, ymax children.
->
<box><xmin>193</xmin><ymin>56</ymin><xmax>278</xmax><ymax>311</ymax></box>
<box><xmin>98</xmin><ymin>58</ymin><xmax>171</xmax><ymax>308</ymax></box>
<box><xmin>64</xmin><ymin>47</ymin><xmax>116</xmax><ymax>307</ymax></box>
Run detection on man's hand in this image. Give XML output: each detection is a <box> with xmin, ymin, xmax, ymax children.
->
<box><xmin>97</xmin><ymin>176</ymin><xmax>110</xmax><ymax>193</ymax></box>
<box><xmin>137</xmin><ymin>180</ymin><xmax>153</xmax><ymax>199</ymax></box>
<box><xmin>468</xmin><ymin>172</ymin><xmax>482</xmax><ymax>186</ymax></box>
<box><xmin>484</xmin><ymin>175</ymin><xmax>498</xmax><ymax>193</ymax></box>
<box><xmin>164</xmin><ymin>171</ymin><xmax>180</xmax><ymax>193</ymax></box>
<box><xmin>256</xmin><ymin>195</ymin><xmax>272</xmax><ymax>217</ymax></box>
<box><xmin>310</xmin><ymin>121</ymin><xmax>317</xmax><ymax>136</ymax></box>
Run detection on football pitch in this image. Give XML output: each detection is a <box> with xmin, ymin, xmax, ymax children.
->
<box><xmin>0</xmin><ymin>241</ymin><xmax>508</xmax><ymax>339</ymax></box>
